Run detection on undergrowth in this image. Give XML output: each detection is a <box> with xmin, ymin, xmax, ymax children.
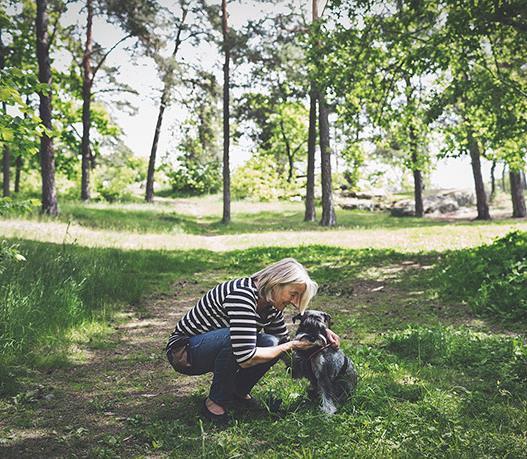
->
<box><xmin>436</xmin><ymin>230</ymin><xmax>527</xmax><ymax>320</ymax></box>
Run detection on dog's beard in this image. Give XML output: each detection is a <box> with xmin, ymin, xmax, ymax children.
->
<box><xmin>295</xmin><ymin>332</ymin><xmax>328</xmax><ymax>346</ymax></box>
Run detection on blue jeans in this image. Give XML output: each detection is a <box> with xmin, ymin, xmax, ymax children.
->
<box><xmin>180</xmin><ymin>328</ymin><xmax>280</xmax><ymax>406</ymax></box>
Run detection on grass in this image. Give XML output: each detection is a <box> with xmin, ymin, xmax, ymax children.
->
<box><xmin>1</xmin><ymin>195</ymin><xmax>526</xmax><ymax>253</ymax></box>
<box><xmin>0</xmin><ymin>198</ymin><xmax>526</xmax><ymax>458</ymax></box>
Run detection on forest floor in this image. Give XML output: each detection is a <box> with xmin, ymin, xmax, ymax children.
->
<box><xmin>1</xmin><ymin>197</ymin><xmax>526</xmax><ymax>458</ymax></box>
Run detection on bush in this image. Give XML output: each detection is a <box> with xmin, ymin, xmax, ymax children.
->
<box><xmin>384</xmin><ymin>325</ymin><xmax>527</xmax><ymax>386</ymax></box>
<box><xmin>165</xmin><ymin>156</ymin><xmax>221</xmax><ymax>195</ymax></box>
<box><xmin>0</xmin><ymin>197</ymin><xmax>39</xmax><ymax>216</ymax></box>
<box><xmin>436</xmin><ymin>230</ymin><xmax>527</xmax><ymax>320</ymax></box>
<box><xmin>232</xmin><ymin>155</ymin><xmax>298</xmax><ymax>201</ymax></box>
<box><xmin>0</xmin><ymin>241</ymin><xmax>143</xmax><ymax>362</ymax></box>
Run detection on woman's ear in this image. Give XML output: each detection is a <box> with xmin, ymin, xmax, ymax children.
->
<box><xmin>323</xmin><ymin>312</ymin><xmax>332</xmax><ymax>328</ymax></box>
<box><xmin>292</xmin><ymin>313</ymin><xmax>303</xmax><ymax>324</ymax></box>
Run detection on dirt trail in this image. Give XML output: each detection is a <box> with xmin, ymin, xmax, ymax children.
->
<box><xmin>0</xmin><ymin>281</ymin><xmax>206</xmax><ymax>458</ymax></box>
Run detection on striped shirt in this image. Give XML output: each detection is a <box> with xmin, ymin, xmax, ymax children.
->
<box><xmin>167</xmin><ymin>277</ymin><xmax>288</xmax><ymax>364</ymax></box>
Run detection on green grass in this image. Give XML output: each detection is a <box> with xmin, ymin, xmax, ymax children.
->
<box><xmin>1</xmin><ymin>220</ymin><xmax>526</xmax><ymax>457</ymax></box>
<box><xmin>5</xmin><ymin>195</ymin><xmax>523</xmax><ymax>236</ymax></box>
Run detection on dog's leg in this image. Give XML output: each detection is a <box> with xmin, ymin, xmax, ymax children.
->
<box><xmin>312</xmin><ymin>364</ymin><xmax>338</xmax><ymax>415</ymax></box>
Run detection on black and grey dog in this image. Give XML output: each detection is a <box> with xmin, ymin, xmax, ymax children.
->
<box><xmin>291</xmin><ymin>310</ymin><xmax>358</xmax><ymax>415</ymax></box>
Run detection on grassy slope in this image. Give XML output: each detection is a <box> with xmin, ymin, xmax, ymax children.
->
<box><xmin>0</xmin><ymin>242</ymin><xmax>526</xmax><ymax>458</ymax></box>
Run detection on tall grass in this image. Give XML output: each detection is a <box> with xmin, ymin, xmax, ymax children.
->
<box><xmin>436</xmin><ymin>230</ymin><xmax>527</xmax><ymax>320</ymax></box>
<box><xmin>0</xmin><ymin>242</ymin><xmax>139</xmax><ymax>361</ymax></box>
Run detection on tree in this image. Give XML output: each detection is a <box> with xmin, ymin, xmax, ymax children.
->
<box><xmin>312</xmin><ymin>1</ymin><xmax>335</xmax><ymax>226</ymax></box>
<box><xmin>221</xmin><ymin>0</ymin><xmax>230</xmax><ymax>224</ymax></box>
<box><xmin>0</xmin><ymin>26</ymin><xmax>9</xmax><ymax>197</ymax></box>
<box><xmin>35</xmin><ymin>0</ymin><xmax>58</xmax><ymax>215</ymax></box>
<box><xmin>145</xmin><ymin>5</ymin><xmax>188</xmax><ymax>202</ymax></box>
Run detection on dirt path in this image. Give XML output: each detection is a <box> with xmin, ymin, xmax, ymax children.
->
<box><xmin>0</xmin><ymin>258</ymin><xmax>517</xmax><ymax>458</ymax></box>
<box><xmin>0</xmin><ymin>280</ymin><xmax>207</xmax><ymax>458</ymax></box>
<box><xmin>1</xmin><ymin>218</ymin><xmax>526</xmax><ymax>252</ymax></box>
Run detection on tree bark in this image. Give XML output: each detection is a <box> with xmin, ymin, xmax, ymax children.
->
<box><xmin>490</xmin><ymin>159</ymin><xmax>496</xmax><ymax>200</ymax></box>
<box><xmin>2</xmin><ymin>103</ymin><xmax>9</xmax><ymax>197</ymax></box>
<box><xmin>221</xmin><ymin>0</ymin><xmax>230</xmax><ymax>224</ymax></box>
<box><xmin>467</xmin><ymin>131</ymin><xmax>490</xmax><ymax>220</ymax></box>
<box><xmin>36</xmin><ymin>0</ymin><xmax>58</xmax><ymax>215</ymax></box>
<box><xmin>319</xmin><ymin>92</ymin><xmax>336</xmax><ymax>226</ymax></box>
<box><xmin>501</xmin><ymin>162</ymin><xmax>507</xmax><ymax>192</ymax></box>
<box><xmin>2</xmin><ymin>144</ymin><xmax>9</xmax><ymax>198</ymax></box>
<box><xmin>304</xmin><ymin>87</ymin><xmax>317</xmax><ymax>222</ymax></box>
<box><xmin>145</xmin><ymin>91</ymin><xmax>167</xmax><ymax>202</ymax></box>
<box><xmin>278</xmin><ymin>119</ymin><xmax>294</xmax><ymax>183</ymax></box>
<box><xmin>145</xmin><ymin>9</ymin><xmax>187</xmax><ymax>203</ymax></box>
<box><xmin>1</xmin><ymin>34</ymin><xmax>10</xmax><ymax>197</ymax></box>
<box><xmin>80</xmin><ymin>0</ymin><xmax>93</xmax><ymax>201</ymax></box>
<box><xmin>14</xmin><ymin>156</ymin><xmax>22</xmax><ymax>193</ymax></box>
<box><xmin>412</xmin><ymin>162</ymin><xmax>424</xmax><ymax>217</ymax></box>
<box><xmin>510</xmin><ymin>170</ymin><xmax>526</xmax><ymax>218</ymax></box>
<box><xmin>408</xmin><ymin>123</ymin><xmax>423</xmax><ymax>217</ymax></box>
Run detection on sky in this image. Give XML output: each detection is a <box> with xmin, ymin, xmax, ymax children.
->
<box><xmin>56</xmin><ymin>0</ymin><xmax>490</xmax><ymax>191</ymax></box>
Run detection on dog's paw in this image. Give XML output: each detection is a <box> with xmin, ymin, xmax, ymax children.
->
<box><xmin>320</xmin><ymin>398</ymin><xmax>337</xmax><ymax>415</ymax></box>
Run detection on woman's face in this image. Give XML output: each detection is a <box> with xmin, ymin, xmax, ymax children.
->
<box><xmin>272</xmin><ymin>283</ymin><xmax>306</xmax><ymax>311</ymax></box>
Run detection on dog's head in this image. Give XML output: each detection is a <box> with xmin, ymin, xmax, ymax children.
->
<box><xmin>292</xmin><ymin>309</ymin><xmax>332</xmax><ymax>346</ymax></box>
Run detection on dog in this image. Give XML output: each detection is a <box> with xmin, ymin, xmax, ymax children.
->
<box><xmin>291</xmin><ymin>310</ymin><xmax>358</xmax><ymax>415</ymax></box>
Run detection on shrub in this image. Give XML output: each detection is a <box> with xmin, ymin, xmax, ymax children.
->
<box><xmin>0</xmin><ymin>197</ymin><xmax>39</xmax><ymax>216</ymax></box>
<box><xmin>436</xmin><ymin>230</ymin><xmax>527</xmax><ymax>320</ymax></box>
<box><xmin>165</xmin><ymin>156</ymin><xmax>221</xmax><ymax>195</ymax></box>
<box><xmin>384</xmin><ymin>325</ymin><xmax>527</xmax><ymax>386</ymax></box>
<box><xmin>232</xmin><ymin>155</ymin><xmax>298</xmax><ymax>201</ymax></box>
<box><xmin>0</xmin><ymin>242</ymin><xmax>143</xmax><ymax>362</ymax></box>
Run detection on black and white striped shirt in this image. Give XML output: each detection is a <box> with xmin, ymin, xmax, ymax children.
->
<box><xmin>167</xmin><ymin>277</ymin><xmax>288</xmax><ymax>364</ymax></box>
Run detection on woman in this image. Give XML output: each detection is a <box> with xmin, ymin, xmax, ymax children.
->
<box><xmin>166</xmin><ymin>258</ymin><xmax>340</xmax><ymax>423</ymax></box>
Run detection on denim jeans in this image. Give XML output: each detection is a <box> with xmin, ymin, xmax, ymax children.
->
<box><xmin>178</xmin><ymin>328</ymin><xmax>280</xmax><ymax>406</ymax></box>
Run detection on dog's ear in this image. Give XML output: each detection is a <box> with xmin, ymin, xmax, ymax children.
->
<box><xmin>292</xmin><ymin>313</ymin><xmax>303</xmax><ymax>324</ymax></box>
<box><xmin>322</xmin><ymin>312</ymin><xmax>332</xmax><ymax>327</ymax></box>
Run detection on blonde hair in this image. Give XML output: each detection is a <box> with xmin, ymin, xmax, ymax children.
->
<box><xmin>252</xmin><ymin>258</ymin><xmax>318</xmax><ymax>313</ymax></box>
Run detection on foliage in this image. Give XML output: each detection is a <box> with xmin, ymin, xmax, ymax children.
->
<box><xmin>384</xmin><ymin>325</ymin><xmax>527</xmax><ymax>386</ymax></box>
<box><xmin>0</xmin><ymin>196</ymin><xmax>38</xmax><ymax>216</ymax></box>
<box><xmin>163</xmin><ymin>71</ymin><xmax>222</xmax><ymax>196</ymax></box>
<box><xmin>436</xmin><ymin>230</ymin><xmax>527</xmax><ymax>320</ymax></box>
<box><xmin>232</xmin><ymin>154</ymin><xmax>298</xmax><ymax>201</ymax></box>
<box><xmin>94</xmin><ymin>143</ymin><xmax>147</xmax><ymax>202</ymax></box>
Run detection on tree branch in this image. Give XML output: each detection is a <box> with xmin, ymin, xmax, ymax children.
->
<box><xmin>92</xmin><ymin>34</ymin><xmax>132</xmax><ymax>79</ymax></box>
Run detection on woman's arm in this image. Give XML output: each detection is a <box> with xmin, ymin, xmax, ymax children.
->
<box><xmin>239</xmin><ymin>340</ymin><xmax>314</xmax><ymax>368</ymax></box>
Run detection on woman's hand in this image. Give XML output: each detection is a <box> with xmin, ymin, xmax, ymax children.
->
<box><xmin>291</xmin><ymin>339</ymin><xmax>317</xmax><ymax>351</ymax></box>
<box><xmin>326</xmin><ymin>328</ymin><xmax>340</xmax><ymax>349</ymax></box>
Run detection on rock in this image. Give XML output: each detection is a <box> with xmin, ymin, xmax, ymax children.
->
<box><xmin>390</xmin><ymin>189</ymin><xmax>475</xmax><ymax>217</ymax></box>
<box><xmin>390</xmin><ymin>199</ymin><xmax>415</xmax><ymax>216</ymax></box>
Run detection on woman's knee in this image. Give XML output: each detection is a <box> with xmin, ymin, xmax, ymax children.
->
<box><xmin>257</xmin><ymin>333</ymin><xmax>280</xmax><ymax>348</ymax></box>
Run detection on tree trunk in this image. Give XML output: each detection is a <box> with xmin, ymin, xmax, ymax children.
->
<box><xmin>2</xmin><ymin>144</ymin><xmax>9</xmax><ymax>198</ymax></box>
<box><xmin>521</xmin><ymin>170</ymin><xmax>527</xmax><ymax>189</ymax></box>
<box><xmin>145</xmin><ymin>9</ymin><xmax>187</xmax><ymax>203</ymax></box>
<box><xmin>1</xmin><ymin>103</ymin><xmax>10</xmax><ymax>197</ymax></box>
<box><xmin>510</xmin><ymin>170</ymin><xmax>526</xmax><ymax>218</ymax></box>
<box><xmin>409</xmin><ymin>123</ymin><xmax>423</xmax><ymax>217</ymax></box>
<box><xmin>304</xmin><ymin>87</ymin><xmax>317</xmax><ymax>222</ymax></box>
<box><xmin>490</xmin><ymin>159</ymin><xmax>497</xmax><ymax>201</ymax></box>
<box><xmin>145</xmin><ymin>92</ymin><xmax>167</xmax><ymax>202</ymax></box>
<box><xmin>0</xmin><ymin>34</ymin><xmax>9</xmax><ymax>197</ymax></box>
<box><xmin>319</xmin><ymin>92</ymin><xmax>336</xmax><ymax>226</ymax></box>
<box><xmin>279</xmin><ymin>119</ymin><xmax>294</xmax><ymax>183</ymax></box>
<box><xmin>14</xmin><ymin>155</ymin><xmax>22</xmax><ymax>193</ymax></box>
<box><xmin>501</xmin><ymin>163</ymin><xmax>507</xmax><ymax>192</ymax></box>
<box><xmin>412</xmin><ymin>165</ymin><xmax>424</xmax><ymax>217</ymax></box>
<box><xmin>36</xmin><ymin>0</ymin><xmax>58</xmax><ymax>215</ymax></box>
<box><xmin>467</xmin><ymin>131</ymin><xmax>490</xmax><ymax>220</ymax></box>
<box><xmin>221</xmin><ymin>0</ymin><xmax>230</xmax><ymax>224</ymax></box>
<box><xmin>80</xmin><ymin>0</ymin><xmax>93</xmax><ymax>201</ymax></box>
